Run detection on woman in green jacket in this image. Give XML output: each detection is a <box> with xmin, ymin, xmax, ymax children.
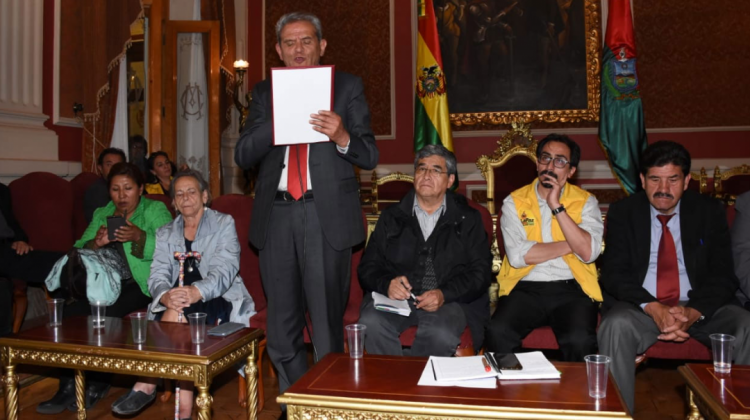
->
<box><xmin>36</xmin><ymin>162</ymin><xmax>173</xmax><ymax>415</ymax></box>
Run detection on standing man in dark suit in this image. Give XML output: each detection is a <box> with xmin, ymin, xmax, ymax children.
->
<box><xmin>598</xmin><ymin>141</ymin><xmax>750</xmax><ymax>414</ymax></box>
<box><xmin>234</xmin><ymin>12</ymin><xmax>379</xmax><ymax>399</ymax></box>
<box><xmin>731</xmin><ymin>191</ymin><xmax>750</xmax><ymax>308</ymax></box>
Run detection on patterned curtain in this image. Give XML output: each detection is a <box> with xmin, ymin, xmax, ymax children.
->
<box><xmin>80</xmin><ymin>0</ymin><xmax>143</xmax><ymax>173</ymax></box>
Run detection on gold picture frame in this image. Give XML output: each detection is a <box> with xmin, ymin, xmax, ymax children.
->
<box><xmin>433</xmin><ymin>0</ymin><xmax>602</xmax><ymax>128</ymax></box>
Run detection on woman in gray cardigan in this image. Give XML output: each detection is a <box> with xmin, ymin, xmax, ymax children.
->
<box><xmin>111</xmin><ymin>169</ymin><xmax>255</xmax><ymax>419</ymax></box>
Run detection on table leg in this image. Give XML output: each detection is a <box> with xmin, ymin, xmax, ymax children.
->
<box><xmin>75</xmin><ymin>369</ymin><xmax>86</xmax><ymax>420</ymax></box>
<box><xmin>3</xmin><ymin>364</ymin><xmax>19</xmax><ymax>420</ymax></box>
<box><xmin>196</xmin><ymin>385</ymin><xmax>213</xmax><ymax>420</ymax></box>
<box><xmin>245</xmin><ymin>339</ymin><xmax>259</xmax><ymax>420</ymax></box>
<box><xmin>686</xmin><ymin>387</ymin><xmax>704</xmax><ymax>420</ymax></box>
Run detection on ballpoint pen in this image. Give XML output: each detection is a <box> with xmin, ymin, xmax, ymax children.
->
<box><xmin>482</xmin><ymin>357</ymin><xmax>491</xmax><ymax>372</ymax></box>
<box><xmin>400</xmin><ymin>279</ymin><xmax>418</xmax><ymax>302</ymax></box>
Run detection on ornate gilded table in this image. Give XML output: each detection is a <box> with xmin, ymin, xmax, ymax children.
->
<box><xmin>679</xmin><ymin>364</ymin><xmax>750</xmax><ymax>420</ymax></box>
<box><xmin>279</xmin><ymin>353</ymin><xmax>632</xmax><ymax>419</ymax></box>
<box><xmin>0</xmin><ymin>316</ymin><xmax>263</xmax><ymax>420</ymax></box>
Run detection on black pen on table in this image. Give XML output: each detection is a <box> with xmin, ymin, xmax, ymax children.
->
<box><xmin>400</xmin><ymin>279</ymin><xmax>418</xmax><ymax>302</ymax></box>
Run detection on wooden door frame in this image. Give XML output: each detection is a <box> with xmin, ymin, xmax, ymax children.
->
<box><xmin>163</xmin><ymin>20</ymin><xmax>221</xmax><ymax>196</ymax></box>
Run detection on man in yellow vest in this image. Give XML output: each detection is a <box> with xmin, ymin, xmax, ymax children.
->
<box><xmin>485</xmin><ymin>134</ymin><xmax>603</xmax><ymax>361</ymax></box>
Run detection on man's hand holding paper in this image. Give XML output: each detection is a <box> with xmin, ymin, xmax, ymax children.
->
<box><xmin>310</xmin><ymin>109</ymin><xmax>349</xmax><ymax>148</ymax></box>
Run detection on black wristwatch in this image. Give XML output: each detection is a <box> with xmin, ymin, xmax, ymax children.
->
<box><xmin>551</xmin><ymin>205</ymin><xmax>566</xmax><ymax>216</ymax></box>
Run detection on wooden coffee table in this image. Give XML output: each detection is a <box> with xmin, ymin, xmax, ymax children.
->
<box><xmin>679</xmin><ymin>363</ymin><xmax>750</xmax><ymax>420</ymax></box>
<box><xmin>0</xmin><ymin>316</ymin><xmax>264</xmax><ymax>420</ymax></box>
<box><xmin>279</xmin><ymin>353</ymin><xmax>632</xmax><ymax>419</ymax></box>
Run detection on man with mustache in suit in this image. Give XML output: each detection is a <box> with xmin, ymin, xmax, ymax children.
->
<box><xmin>598</xmin><ymin>140</ymin><xmax>750</xmax><ymax>414</ymax></box>
<box><xmin>485</xmin><ymin>134</ymin><xmax>604</xmax><ymax>361</ymax></box>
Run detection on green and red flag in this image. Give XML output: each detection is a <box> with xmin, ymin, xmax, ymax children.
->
<box><xmin>598</xmin><ymin>0</ymin><xmax>648</xmax><ymax>195</ymax></box>
<box><xmin>414</xmin><ymin>0</ymin><xmax>455</xmax><ymax>174</ymax></box>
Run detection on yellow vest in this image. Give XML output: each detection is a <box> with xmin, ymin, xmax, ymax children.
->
<box><xmin>498</xmin><ymin>180</ymin><xmax>602</xmax><ymax>301</ymax></box>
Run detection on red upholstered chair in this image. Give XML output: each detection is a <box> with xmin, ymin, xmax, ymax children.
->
<box><xmin>70</xmin><ymin>171</ymin><xmax>102</xmax><ymax>238</ymax></box>
<box><xmin>397</xmin><ymin>197</ymin><xmax>494</xmax><ymax>356</ymax></box>
<box><xmin>210</xmin><ymin>194</ymin><xmax>267</xmax><ymax>411</ymax></box>
<box><xmin>144</xmin><ymin>193</ymin><xmax>176</xmax><ymax>217</ymax></box>
<box><xmin>476</xmin><ymin>129</ymin><xmax>538</xmax><ymax>215</ymax></box>
<box><xmin>10</xmin><ymin>172</ymin><xmax>75</xmax><ymax>252</ymax></box>
<box><xmin>370</xmin><ymin>172</ymin><xmax>414</xmax><ymax>214</ymax></box>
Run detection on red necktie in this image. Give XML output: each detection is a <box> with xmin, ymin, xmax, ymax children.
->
<box><xmin>656</xmin><ymin>214</ymin><xmax>679</xmax><ymax>306</ymax></box>
<box><xmin>287</xmin><ymin>145</ymin><xmax>308</xmax><ymax>200</ymax></box>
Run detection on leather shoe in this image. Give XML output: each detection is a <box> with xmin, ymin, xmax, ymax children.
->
<box><xmin>67</xmin><ymin>381</ymin><xmax>110</xmax><ymax>412</ymax></box>
<box><xmin>36</xmin><ymin>376</ymin><xmax>76</xmax><ymax>414</ymax></box>
<box><xmin>111</xmin><ymin>388</ymin><xmax>157</xmax><ymax>415</ymax></box>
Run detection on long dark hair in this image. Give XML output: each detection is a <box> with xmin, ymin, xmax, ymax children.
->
<box><xmin>146</xmin><ymin>151</ymin><xmax>177</xmax><ymax>184</ymax></box>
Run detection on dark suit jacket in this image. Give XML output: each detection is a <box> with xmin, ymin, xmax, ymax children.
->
<box><xmin>234</xmin><ymin>71</ymin><xmax>379</xmax><ymax>251</ymax></box>
<box><xmin>601</xmin><ymin>190</ymin><xmax>739</xmax><ymax>321</ymax></box>
<box><xmin>0</xmin><ymin>183</ymin><xmax>27</xmax><ymax>243</ymax></box>
<box><xmin>358</xmin><ymin>190</ymin><xmax>492</xmax><ymax>349</ymax></box>
<box><xmin>731</xmin><ymin>191</ymin><xmax>750</xmax><ymax>304</ymax></box>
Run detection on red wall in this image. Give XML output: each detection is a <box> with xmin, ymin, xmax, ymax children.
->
<box><xmin>43</xmin><ymin>0</ymin><xmax>82</xmax><ymax>162</ymax></box>
<box><xmin>248</xmin><ymin>3</ymin><xmax>750</xmax><ymax>169</ymax></box>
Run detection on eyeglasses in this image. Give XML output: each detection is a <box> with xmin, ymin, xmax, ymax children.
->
<box><xmin>539</xmin><ymin>154</ymin><xmax>570</xmax><ymax>169</ymax></box>
<box><xmin>416</xmin><ymin>166</ymin><xmax>447</xmax><ymax>176</ymax></box>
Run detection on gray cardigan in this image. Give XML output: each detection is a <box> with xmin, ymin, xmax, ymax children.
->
<box><xmin>147</xmin><ymin>208</ymin><xmax>255</xmax><ymax>325</ymax></box>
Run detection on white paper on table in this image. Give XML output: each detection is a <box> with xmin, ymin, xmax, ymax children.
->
<box><xmin>417</xmin><ymin>357</ymin><xmax>497</xmax><ymax>389</ymax></box>
<box><xmin>271</xmin><ymin>65</ymin><xmax>334</xmax><ymax>146</ymax></box>
<box><xmin>495</xmin><ymin>351</ymin><xmax>561</xmax><ymax>381</ymax></box>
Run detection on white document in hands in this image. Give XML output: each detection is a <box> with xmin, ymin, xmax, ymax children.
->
<box><xmin>495</xmin><ymin>351</ymin><xmax>561</xmax><ymax>380</ymax></box>
<box><xmin>372</xmin><ymin>291</ymin><xmax>411</xmax><ymax>317</ymax></box>
<box><xmin>271</xmin><ymin>65</ymin><xmax>333</xmax><ymax>146</ymax></box>
<box><xmin>417</xmin><ymin>356</ymin><xmax>497</xmax><ymax>389</ymax></box>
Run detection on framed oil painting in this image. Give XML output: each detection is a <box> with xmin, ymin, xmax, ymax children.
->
<box><xmin>431</xmin><ymin>0</ymin><xmax>601</xmax><ymax>127</ymax></box>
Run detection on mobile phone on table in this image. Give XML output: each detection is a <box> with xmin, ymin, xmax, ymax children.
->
<box><xmin>106</xmin><ymin>216</ymin><xmax>127</xmax><ymax>241</ymax></box>
<box><xmin>207</xmin><ymin>322</ymin><xmax>245</xmax><ymax>337</ymax></box>
<box><xmin>491</xmin><ymin>353</ymin><xmax>523</xmax><ymax>370</ymax></box>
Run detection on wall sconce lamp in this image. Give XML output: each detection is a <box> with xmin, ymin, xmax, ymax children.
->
<box><xmin>233</xmin><ymin>59</ymin><xmax>250</xmax><ymax>133</ymax></box>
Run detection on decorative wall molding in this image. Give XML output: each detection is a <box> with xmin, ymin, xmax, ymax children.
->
<box><xmin>0</xmin><ymin>0</ymin><xmax>58</xmax><ymax>159</ymax></box>
<box><xmin>453</xmin><ymin>125</ymin><xmax>750</xmax><ymax>138</ymax></box>
<box><xmin>0</xmin><ymin>159</ymin><xmax>81</xmax><ymax>185</ymax></box>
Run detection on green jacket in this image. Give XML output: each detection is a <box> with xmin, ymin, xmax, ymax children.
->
<box><xmin>75</xmin><ymin>197</ymin><xmax>173</xmax><ymax>296</ymax></box>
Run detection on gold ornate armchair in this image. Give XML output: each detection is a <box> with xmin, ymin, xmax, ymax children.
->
<box><xmin>370</xmin><ymin>171</ymin><xmax>414</xmax><ymax>214</ymax></box>
<box><xmin>714</xmin><ymin>164</ymin><xmax>750</xmax><ymax>204</ymax></box>
<box><xmin>475</xmin><ymin>124</ymin><xmax>539</xmax><ymax>214</ymax></box>
<box><xmin>688</xmin><ymin>167</ymin><xmax>710</xmax><ymax>194</ymax></box>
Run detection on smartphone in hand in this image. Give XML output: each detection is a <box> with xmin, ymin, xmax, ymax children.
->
<box><xmin>107</xmin><ymin>216</ymin><xmax>127</xmax><ymax>241</ymax></box>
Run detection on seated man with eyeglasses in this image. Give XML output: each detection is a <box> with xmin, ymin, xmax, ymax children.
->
<box><xmin>357</xmin><ymin>144</ymin><xmax>492</xmax><ymax>357</ymax></box>
<box><xmin>485</xmin><ymin>134</ymin><xmax>604</xmax><ymax>361</ymax></box>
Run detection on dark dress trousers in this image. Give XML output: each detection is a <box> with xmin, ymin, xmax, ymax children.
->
<box><xmin>357</xmin><ymin>190</ymin><xmax>492</xmax><ymax>354</ymax></box>
<box><xmin>234</xmin><ymin>71</ymin><xmax>378</xmax><ymax>395</ymax></box>
<box><xmin>598</xmin><ymin>190</ymin><xmax>750</xmax><ymax>413</ymax></box>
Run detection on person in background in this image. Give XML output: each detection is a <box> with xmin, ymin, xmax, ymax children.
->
<box><xmin>0</xmin><ymin>182</ymin><xmax>63</xmax><ymax>336</ymax></box>
<box><xmin>357</xmin><ymin>145</ymin><xmax>492</xmax><ymax>357</ymax></box>
<box><xmin>111</xmin><ymin>169</ymin><xmax>255</xmax><ymax>418</ymax></box>
<box><xmin>233</xmin><ymin>12</ymin><xmax>379</xmax><ymax>409</ymax></box>
<box><xmin>598</xmin><ymin>140</ymin><xmax>750</xmax><ymax>413</ymax></box>
<box><xmin>129</xmin><ymin>135</ymin><xmax>148</xmax><ymax>176</ymax></box>
<box><xmin>731</xmin><ymin>190</ymin><xmax>750</xmax><ymax>309</ymax></box>
<box><xmin>145</xmin><ymin>151</ymin><xmax>176</xmax><ymax>195</ymax></box>
<box><xmin>37</xmin><ymin>162</ymin><xmax>173</xmax><ymax>415</ymax></box>
<box><xmin>84</xmin><ymin>148</ymin><xmax>126</xmax><ymax>223</ymax></box>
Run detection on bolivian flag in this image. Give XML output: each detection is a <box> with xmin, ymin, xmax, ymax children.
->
<box><xmin>414</xmin><ymin>0</ymin><xmax>454</xmax><ymax>157</ymax></box>
<box><xmin>598</xmin><ymin>0</ymin><xmax>647</xmax><ymax>195</ymax></box>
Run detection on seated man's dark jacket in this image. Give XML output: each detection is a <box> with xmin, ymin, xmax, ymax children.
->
<box><xmin>601</xmin><ymin>189</ymin><xmax>738</xmax><ymax>321</ymax></box>
<box><xmin>358</xmin><ymin>189</ymin><xmax>493</xmax><ymax>348</ymax></box>
<box><xmin>0</xmin><ymin>183</ymin><xmax>27</xmax><ymax>245</ymax></box>
<box><xmin>83</xmin><ymin>178</ymin><xmax>110</xmax><ymax>223</ymax></box>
